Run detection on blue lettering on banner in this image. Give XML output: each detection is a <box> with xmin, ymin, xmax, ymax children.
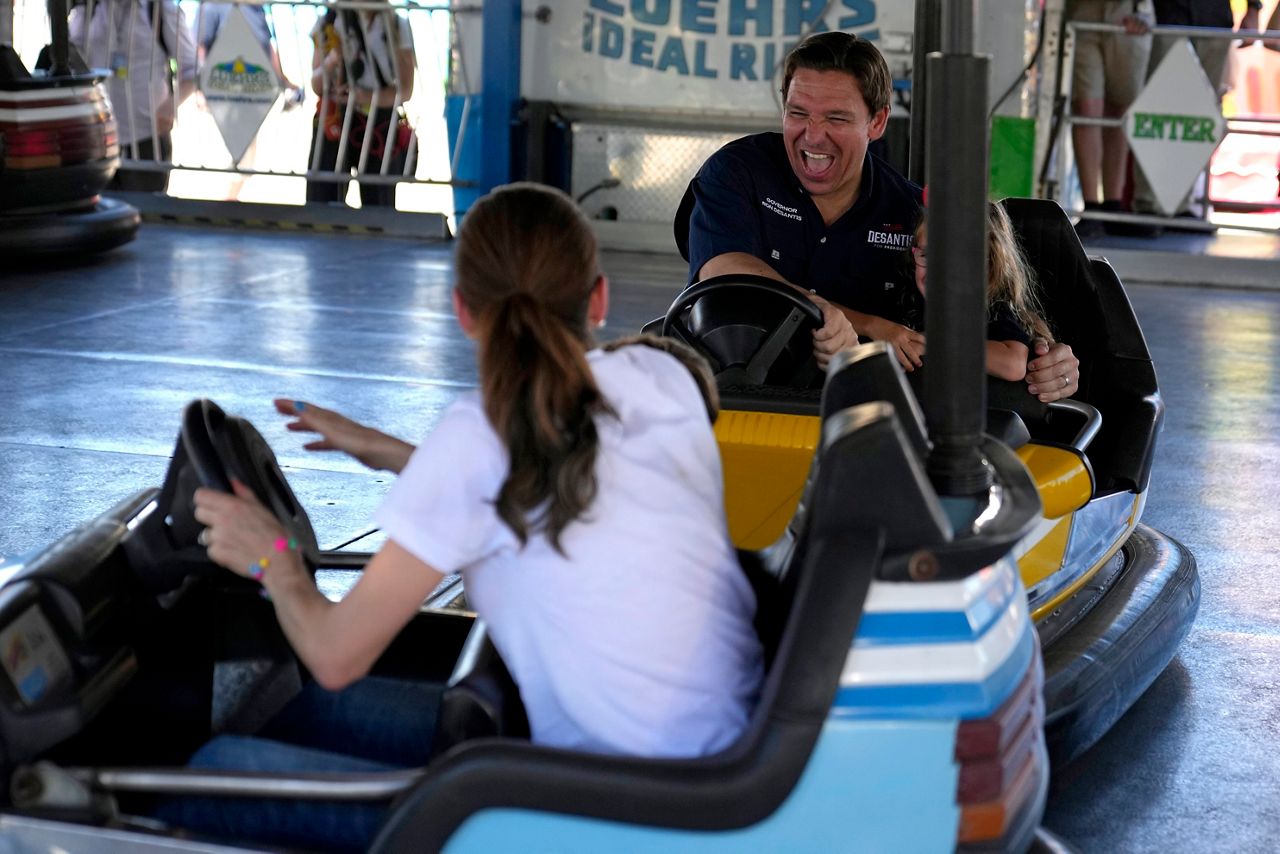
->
<box><xmin>784</xmin><ymin>0</ymin><xmax>827</xmax><ymax>36</ymax></box>
<box><xmin>729</xmin><ymin>0</ymin><xmax>772</xmax><ymax>37</ymax></box>
<box><xmin>600</xmin><ymin>17</ymin><xmax>625</xmax><ymax>58</ymax></box>
<box><xmin>693</xmin><ymin>40</ymin><xmax>718</xmax><ymax>77</ymax></box>
<box><xmin>682</xmin><ymin>0</ymin><xmax>717</xmax><ymax>33</ymax></box>
<box><xmin>580</xmin><ymin>1</ymin><xmax>879</xmax><ymax>81</ymax></box>
<box><xmin>731</xmin><ymin>42</ymin><xmax>757</xmax><ymax>80</ymax></box>
<box><xmin>763</xmin><ymin>41</ymin><xmax>782</xmax><ymax>79</ymax></box>
<box><xmin>632</xmin><ymin>28</ymin><xmax>657</xmax><ymax>66</ymax></box>
<box><xmin>632</xmin><ymin>0</ymin><xmax>671</xmax><ymax>26</ymax></box>
<box><xmin>657</xmin><ymin>36</ymin><xmax>690</xmax><ymax>74</ymax></box>
<box><xmin>838</xmin><ymin>0</ymin><xmax>875</xmax><ymax>28</ymax></box>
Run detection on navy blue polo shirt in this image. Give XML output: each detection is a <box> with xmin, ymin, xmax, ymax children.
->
<box><xmin>686</xmin><ymin>132</ymin><xmax>923</xmax><ymax>321</ymax></box>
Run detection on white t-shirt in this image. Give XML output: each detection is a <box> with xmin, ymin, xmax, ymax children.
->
<box><xmin>376</xmin><ymin>345</ymin><xmax>762</xmax><ymax>758</ymax></box>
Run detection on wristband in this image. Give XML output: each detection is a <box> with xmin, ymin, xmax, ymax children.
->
<box><xmin>249</xmin><ymin>536</ymin><xmax>299</xmax><ymax>582</ymax></box>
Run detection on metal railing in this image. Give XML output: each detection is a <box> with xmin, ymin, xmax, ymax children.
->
<box><xmin>11</xmin><ymin>0</ymin><xmax>476</xmax><ymax>208</ymax></box>
<box><xmin>1051</xmin><ymin>19</ymin><xmax>1280</xmax><ymax>234</ymax></box>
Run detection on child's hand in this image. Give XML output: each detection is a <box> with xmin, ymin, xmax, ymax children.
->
<box><xmin>866</xmin><ymin>317</ymin><xmax>926</xmax><ymax>372</ymax></box>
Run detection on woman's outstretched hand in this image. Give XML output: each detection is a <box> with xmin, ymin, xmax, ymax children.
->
<box><xmin>273</xmin><ymin>399</ymin><xmax>415</xmax><ymax>474</ymax></box>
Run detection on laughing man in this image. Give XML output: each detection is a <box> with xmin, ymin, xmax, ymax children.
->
<box><xmin>683</xmin><ymin>31</ymin><xmax>1080</xmax><ymax>401</ymax></box>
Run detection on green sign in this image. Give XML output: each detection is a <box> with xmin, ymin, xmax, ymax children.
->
<box><xmin>1131</xmin><ymin>113</ymin><xmax>1217</xmax><ymax>143</ymax></box>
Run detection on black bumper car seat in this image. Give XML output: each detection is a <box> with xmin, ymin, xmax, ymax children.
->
<box><xmin>999</xmin><ymin>198</ymin><xmax>1163</xmax><ymax>496</ymax></box>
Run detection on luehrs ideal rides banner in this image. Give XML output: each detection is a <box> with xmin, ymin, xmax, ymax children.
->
<box><xmin>521</xmin><ymin>1</ymin><xmax>914</xmax><ymax>115</ymax></box>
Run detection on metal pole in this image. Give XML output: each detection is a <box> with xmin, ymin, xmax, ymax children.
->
<box><xmin>923</xmin><ymin>0</ymin><xmax>993</xmax><ymax>498</ymax></box>
<box><xmin>941</xmin><ymin>0</ymin><xmax>978</xmax><ymax>53</ymax></box>
<box><xmin>909</xmin><ymin>0</ymin><xmax>942</xmax><ymax>184</ymax></box>
<box><xmin>47</xmin><ymin>0</ymin><xmax>71</xmax><ymax>76</ymax></box>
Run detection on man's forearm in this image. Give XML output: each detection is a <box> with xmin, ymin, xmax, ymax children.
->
<box><xmin>839</xmin><ymin>306</ymin><xmax>884</xmax><ymax>339</ymax></box>
<box><xmin>700</xmin><ymin>252</ymin><xmax>878</xmax><ymax>333</ymax></box>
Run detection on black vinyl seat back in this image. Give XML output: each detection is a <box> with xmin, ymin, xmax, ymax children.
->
<box><xmin>674</xmin><ymin>180</ymin><xmax>696</xmax><ymax>263</ymax></box>
<box><xmin>999</xmin><ymin>198</ymin><xmax>1163</xmax><ymax>494</ymax></box>
<box><xmin>369</xmin><ymin>405</ymin><xmax>941</xmax><ymax>852</ymax></box>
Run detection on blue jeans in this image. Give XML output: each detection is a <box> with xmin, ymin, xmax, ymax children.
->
<box><xmin>157</xmin><ymin>677</ymin><xmax>443</xmax><ymax>852</ymax></box>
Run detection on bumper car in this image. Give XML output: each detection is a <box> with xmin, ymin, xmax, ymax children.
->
<box><xmin>0</xmin><ymin>393</ymin><xmax>1051</xmax><ymax>852</ymax></box>
<box><xmin>664</xmin><ymin>196</ymin><xmax>1199</xmax><ymax>767</ymax></box>
<box><xmin>0</xmin><ymin>1</ymin><xmax>139</xmax><ymax>257</ymax></box>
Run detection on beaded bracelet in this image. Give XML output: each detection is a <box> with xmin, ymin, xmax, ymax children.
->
<box><xmin>248</xmin><ymin>536</ymin><xmax>299</xmax><ymax>582</ymax></box>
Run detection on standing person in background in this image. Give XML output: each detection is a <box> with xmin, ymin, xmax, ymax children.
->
<box><xmin>307</xmin><ymin>3</ymin><xmax>414</xmax><ymax>208</ymax></box>
<box><xmin>69</xmin><ymin>0</ymin><xmax>198</xmax><ymax>192</ymax></box>
<box><xmin>197</xmin><ymin>2</ymin><xmax>300</xmax><ymax>100</ymax></box>
<box><xmin>1130</xmin><ymin>0</ymin><xmax>1240</xmax><ymax>232</ymax></box>
<box><xmin>1066</xmin><ymin>0</ymin><xmax>1154</xmax><ymax>239</ymax></box>
<box><xmin>197</xmin><ymin>1</ymin><xmax>301</xmax><ymax>199</ymax></box>
<box><xmin>1240</xmin><ymin>0</ymin><xmax>1280</xmax><ymax>47</ymax></box>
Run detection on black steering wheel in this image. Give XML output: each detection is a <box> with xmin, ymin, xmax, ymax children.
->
<box><xmin>662</xmin><ymin>274</ymin><xmax>825</xmax><ymax>387</ymax></box>
<box><xmin>181</xmin><ymin>399</ymin><xmax>320</xmax><ymax>565</ymax></box>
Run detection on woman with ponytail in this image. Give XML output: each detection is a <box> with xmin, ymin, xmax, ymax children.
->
<box><xmin>179</xmin><ymin>183</ymin><xmax>762</xmax><ymax>851</ymax></box>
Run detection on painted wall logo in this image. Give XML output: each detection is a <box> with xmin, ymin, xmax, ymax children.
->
<box><xmin>581</xmin><ymin>0</ymin><xmax>879</xmax><ymax>81</ymax></box>
<box><xmin>207</xmin><ymin>58</ymin><xmax>276</xmax><ymax>97</ymax></box>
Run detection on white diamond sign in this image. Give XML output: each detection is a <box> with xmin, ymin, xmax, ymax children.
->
<box><xmin>199</xmin><ymin>5</ymin><xmax>281</xmax><ymax>165</ymax></box>
<box><xmin>1124</xmin><ymin>38</ymin><xmax>1226</xmax><ymax>216</ymax></box>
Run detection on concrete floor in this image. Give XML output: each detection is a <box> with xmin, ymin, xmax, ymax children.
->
<box><xmin>1</xmin><ymin>222</ymin><xmax>1278</xmax><ymax>851</ymax></box>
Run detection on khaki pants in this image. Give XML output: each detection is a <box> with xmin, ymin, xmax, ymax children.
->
<box><xmin>1070</xmin><ymin>0</ymin><xmax>1155</xmax><ymax>105</ymax></box>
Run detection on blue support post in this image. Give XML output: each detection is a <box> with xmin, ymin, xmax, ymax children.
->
<box><xmin>478</xmin><ymin>0</ymin><xmax>520</xmax><ymax>208</ymax></box>
<box><xmin>447</xmin><ymin>0</ymin><xmax>520</xmax><ymax>219</ymax></box>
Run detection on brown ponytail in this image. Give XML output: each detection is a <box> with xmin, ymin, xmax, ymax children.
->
<box><xmin>454</xmin><ymin>183</ymin><xmax>613</xmax><ymax>552</ymax></box>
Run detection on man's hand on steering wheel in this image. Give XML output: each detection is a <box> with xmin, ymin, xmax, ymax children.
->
<box><xmin>864</xmin><ymin>315</ymin><xmax>926</xmax><ymax>372</ymax></box>
<box><xmin>808</xmin><ymin>293</ymin><xmax>857</xmax><ymax>368</ymax></box>
<box><xmin>1026</xmin><ymin>340</ymin><xmax>1080</xmax><ymax>402</ymax></box>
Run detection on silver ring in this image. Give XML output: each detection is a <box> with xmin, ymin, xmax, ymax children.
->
<box><xmin>198</xmin><ymin>529</ymin><xmax>210</xmax><ymax>547</ymax></box>
<box><xmin>1061</xmin><ymin>374</ymin><xmax>1068</xmax><ymax>388</ymax></box>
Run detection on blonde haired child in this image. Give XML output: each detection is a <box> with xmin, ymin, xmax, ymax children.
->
<box><xmin>907</xmin><ymin>203</ymin><xmax>1053</xmax><ymax>382</ymax></box>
